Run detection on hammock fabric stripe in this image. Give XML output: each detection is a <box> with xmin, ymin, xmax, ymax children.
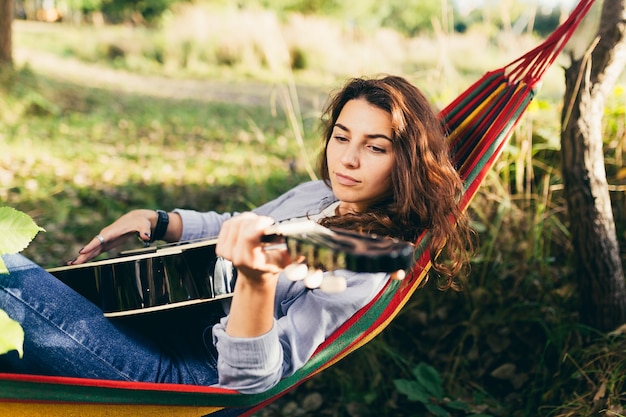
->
<box><xmin>0</xmin><ymin>1</ymin><xmax>596</xmax><ymax>415</ymax></box>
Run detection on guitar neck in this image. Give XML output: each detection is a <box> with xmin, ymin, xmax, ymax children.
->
<box><xmin>265</xmin><ymin>220</ymin><xmax>415</xmax><ymax>273</ymax></box>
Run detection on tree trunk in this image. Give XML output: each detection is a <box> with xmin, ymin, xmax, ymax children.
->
<box><xmin>0</xmin><ymin>0</ymin><xmax>13</xmax><ymax>66</ymax></box>
<box><xmin>561</xmin><ymin>0</ymin><xmax>626</xmax><ymax>332</ymax></box>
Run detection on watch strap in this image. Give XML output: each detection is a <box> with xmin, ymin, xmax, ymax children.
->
<box><xmin>151</xmin><ymin>210</ymin><xmax>169</xmax><ymax>242</ymax></box>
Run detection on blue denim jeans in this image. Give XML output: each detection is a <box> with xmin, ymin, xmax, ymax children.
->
<box><xmin>0</xmin><ymin>254</ymin><xmax>219</xmax><ymax>386</ymax></box>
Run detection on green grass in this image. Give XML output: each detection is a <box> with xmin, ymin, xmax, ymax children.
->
<box><xmin>0</xmin><ymin>67</ymin><xmax>314</xmax><ymax>267</ymax></box>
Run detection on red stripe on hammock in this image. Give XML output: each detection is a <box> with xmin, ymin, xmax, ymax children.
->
<box><xmin>0</xmin><ymin>372</ymin><xmax>237</xmax><ymax>394</ymax></box>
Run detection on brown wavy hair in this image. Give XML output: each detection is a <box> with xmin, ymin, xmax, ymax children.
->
<box><xmin>317</xmin><ymin>75</ymin><xmax>473</xmax><ymax>289</ymax></box>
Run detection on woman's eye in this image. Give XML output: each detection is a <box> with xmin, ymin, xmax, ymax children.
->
<box><xmin>369</xmin><ymin>145</ymin><xmax>386</xmax><ymax>153</ymax></box>
<box><xmin>334</xmin><ymin>135</ymin><xmax>349</xmax><ymax>143</ymax></box>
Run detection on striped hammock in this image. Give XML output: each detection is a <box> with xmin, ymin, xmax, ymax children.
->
<box><xmin>0</xmin><ymin>1</ymin><xmax>596</xmax><ymax>415</ymax></box>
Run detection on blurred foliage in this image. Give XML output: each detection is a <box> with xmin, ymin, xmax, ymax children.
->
<box><xmin>11</xmin><ymin>8</ymin><xmax>567</xmax><ymax>100</ymax></box>
<box><xmin>104</xmin><ymin>0</ymin><xmax>181</xmax><ymax>23</ymax></box>
<box><xmin>254</xmin><ymin>0</ymin><xmax>444</xmax><ymax>36</ymax></box>
<box><xmin>0</xmin><ymin>206</ymin><xmax>44</xmax><ymax>359</ymax></box>
<box><xmin>62</xmin><ymin>0</ymin><xmax>182</xmax><ymax>23</ymax></box>
<box><xmin>22</xmin><ymin>0</ymin><xmax>565</xmax><ymax>37</ymax></box>
<box><xmin>0</xmin><ymin>206</ymin><xmax>45</xmax><ymax>273</ymax></box>
<box><xmin>0</xmin><ymin>309</ymin><xmax>24</xmax><ymax>358</ymax></box>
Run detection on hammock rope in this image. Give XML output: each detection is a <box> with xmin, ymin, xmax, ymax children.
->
<box><xmin>0</xmin><ymin>0</ymin><xmax>597</xmax><ymax>415</ymax></box>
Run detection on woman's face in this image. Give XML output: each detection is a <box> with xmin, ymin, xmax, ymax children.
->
<box><xmin>326</xmin><ymin>98</ymin><xmax>395</xmax><ymax>214</ymax></box>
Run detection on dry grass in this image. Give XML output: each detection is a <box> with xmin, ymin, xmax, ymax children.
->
<box><xmin>15</xmin><ymin>4</ymin><xmax>567</xmax><ymax>101</ymax></box>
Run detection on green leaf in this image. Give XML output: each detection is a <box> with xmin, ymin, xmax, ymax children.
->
<box><xmin>425</xmin><ymin>403</ymin><xmax>449</xmax><ymax>417</ymax></box>
<box><xmin>446</xmin><ymin>400</ymin><xmax>471</xmax><ymax>411</ymax></box>
<box><xmin>413</xmin><ymin>363</ymin><xmax>444</xmax><ymax>400</ymax></box>
<box><xmin>0</xmin><ymin>207</ymin><xmax>45</xmax><ymax>255</ymax></box>
<box><xmin>393</xmin><ymin>379</ymin><xmax>430</xmax><ymax>403</ymax></box>
<box><xmin>363</xmin><ymin>391</ymin><xmax>377</xmax><ymax>405</ymax></box>
<box><xmin>0</xmin><ymin>309</ymin><xmax>24</xmax><ymax>358</ymax></box>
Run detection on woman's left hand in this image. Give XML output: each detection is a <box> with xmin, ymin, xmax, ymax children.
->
<box><xmin>216</xmin><ymin>212</ymin><xmax>291</xmax><ymax>337</ymax></box>
<box><xmin>216</xmin><ymin>212</ymin><xmax>291</xmax><ymax>287</ymax></box>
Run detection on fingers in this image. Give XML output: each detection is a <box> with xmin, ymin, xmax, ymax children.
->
<box><xmin>80</xmin><ymin>235</ymin><xmax>107</xmax><ymax>256</ymax></box>
<box><xmin>216</xmin><ymin>213</ymin><xmax>285</xmax><ymax>280</ymax></box>
<box><xmin>69</xmin><ymin>233</ymin><xmax>121</xmax><ymax>265</ymax></box>
<box><xmin>216</xmin><ymin>213</ymin><xmax>275</xmax><ymax>262</ymax></box>
<box><xmin>68</xmin><ymin>210</ymin><xmax>154</xmax><ymax>265</ymax></box>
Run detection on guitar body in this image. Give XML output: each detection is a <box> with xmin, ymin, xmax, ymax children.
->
<box><xmin>48</xmin><ymin>221</ymin><xmax>414</xmax><ymax>318</ymax></box>
<box><xmin>48</xmin><ymin>239</ymin><xmax>236</xmax><ymax>318</ymax></box>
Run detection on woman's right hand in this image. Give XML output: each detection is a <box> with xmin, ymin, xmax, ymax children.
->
<box><xmin>69</xmin><ymin>209</ymin><xmax>160</xmax><ymax>265</ymax></box>
<box><xmin>215</xmin><ymin>212</ymin><xmax>290</xmax><ymax>338</ymax></box>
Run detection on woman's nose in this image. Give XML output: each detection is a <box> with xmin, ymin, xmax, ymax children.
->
<box><xmin>340</xmin><ymin>146</ymin><xmax>359</xmax><ymax>167</ymax></box>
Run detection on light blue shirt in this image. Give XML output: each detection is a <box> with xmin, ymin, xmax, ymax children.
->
<box><xmin>175</xmin><ymin>180</ymin><xmax>389</xmax><ymax>393</ymax></box>
<box><xmin>174</xmin><ymin>180</ymin><xmax>339</xmax><ymax>241</ymax></box>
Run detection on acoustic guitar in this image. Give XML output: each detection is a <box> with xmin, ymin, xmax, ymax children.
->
<box><xmin>47</xmin><ymin>220</ymin><xmax>414</xmax><ymax>318</ymax></box>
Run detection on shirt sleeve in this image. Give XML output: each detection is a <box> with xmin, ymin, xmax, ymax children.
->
<box><xmin>252</xmin><ymin>180</ymin><xmax>336</xmax><ymax>222</ymax></box>
<box><xmin>172</xmin><ymin>180</ymin><xmax>336</xmax><ymax>241</ymax></box>
<box><xmin>172</xmin><ymin>209</ymin><xmax>235</xmax><ymax>241</ymax></box>
<box><xmin>212</xmin><ymin>270</ymin><xmax>388</xmax><ymax>393</ymax></box>
<box><xmin>211</xmin><ymin>318</ymin><xmax>283</xmax><ymax>393</ymax></box>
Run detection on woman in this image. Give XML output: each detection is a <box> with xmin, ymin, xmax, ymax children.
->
<box><xmin>0</xmin><ymin>75</ymin><xmax>472</xmax><ymax>394</ymax></box>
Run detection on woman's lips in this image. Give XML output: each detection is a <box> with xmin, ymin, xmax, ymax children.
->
<box><xmin>335</xmin><ymin>172</ymin><xmax>360</xmax><ymax>186</ymax></box>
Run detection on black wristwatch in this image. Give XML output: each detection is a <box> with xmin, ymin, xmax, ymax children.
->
<box><xmin>151</xmin><ymin>210</ymin><xmax>169</xmax><ymax>242</ymax></box>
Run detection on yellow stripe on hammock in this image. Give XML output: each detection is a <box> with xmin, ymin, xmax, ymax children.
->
<box><xmin>0</xmin><ymin>402</ymin><xmax>223</xmax><ymax>417</ymax></box>
<box><xmin>446</xmin><ymin>82</ymin><xmax>507</xmax><ymax>143</ymax></box>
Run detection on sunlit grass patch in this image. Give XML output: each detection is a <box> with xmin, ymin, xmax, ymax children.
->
<box><xmin>1</xmin><ymin>73</ymin><xmax>315</xmax><ymax>267</ymax></box>
<box><xmin>13</xmin><ymin>7</ymin><xmax>566</xmax><ymax>96</ymax></box>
